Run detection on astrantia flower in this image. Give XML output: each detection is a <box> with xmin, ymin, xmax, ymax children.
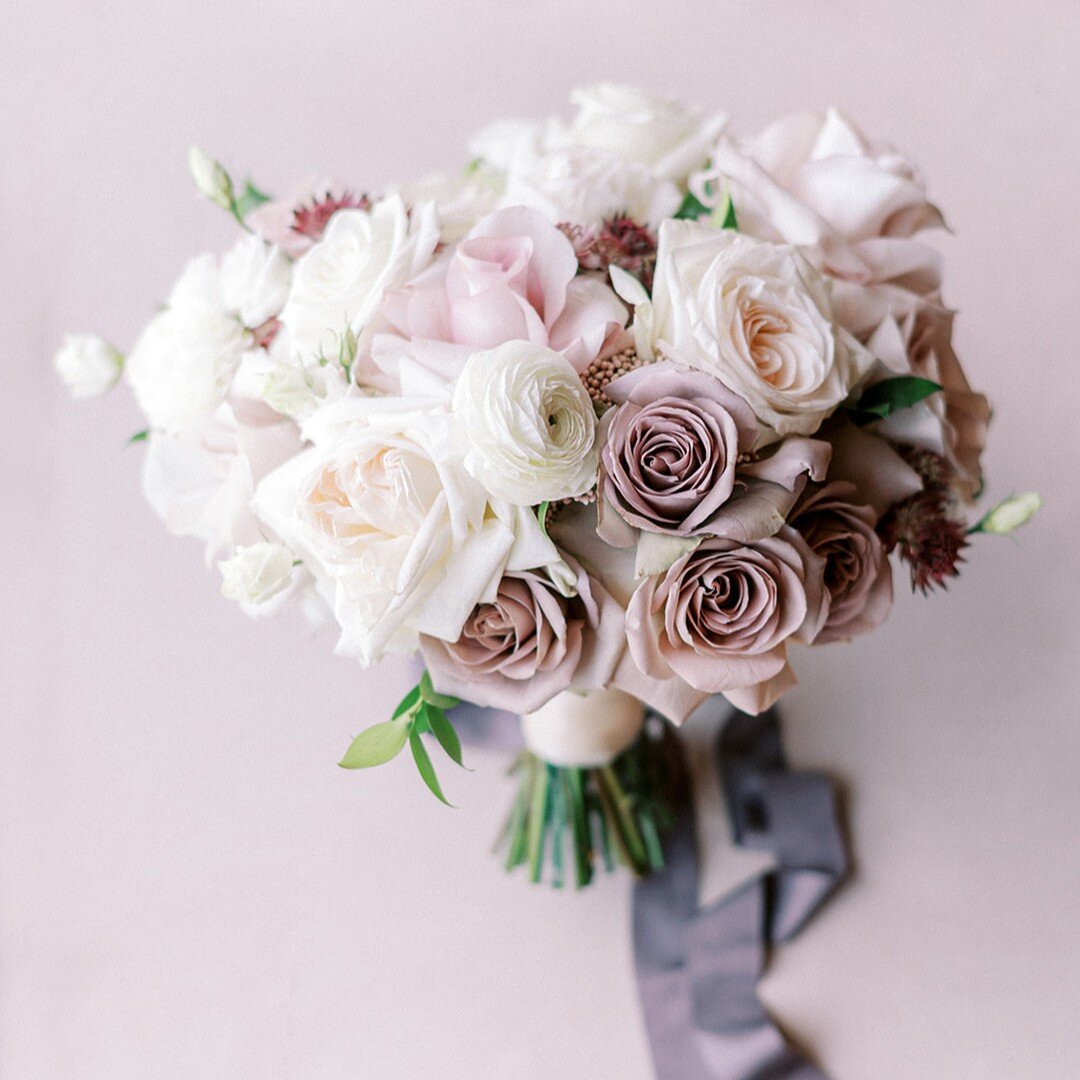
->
<box><xmin>643</xmin><ymin>222</ymin><xmax>874</xmax><ymax>436</ymax></box>
<box><xmin>453</xmin><ymin>341</ymin><xmax>599</xmax><ymax>506</ymax></box>
<box><xmin>291</xmin><ymin>190</ymin><xmax>371</xmax><ymax>242</ymax></box>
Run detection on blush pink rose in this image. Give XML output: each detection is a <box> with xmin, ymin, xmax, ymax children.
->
<box><xmin>368</xmin><ymin>206</ymin><xmax>627</xmax><ymax>385</ymax></box>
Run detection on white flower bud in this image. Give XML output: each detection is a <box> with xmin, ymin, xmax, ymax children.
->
<box><xmin>54</xmin><ymin>333</ymin><xmax>123</xmax><ymax>398</ymax></box>
<box><xmin>219</xmin><ymin>542</ymin><xmax>296</xmax><ymax>615</ymax></box>
<box><xmin>188</xmin><ymin>145</ymin><xmax>233</xmax><ymax>210</ymax></box>
<box><xmin>977</xmin><ymin>493</ymin><xmax>1041</xmax><ymax>535</ymax></box>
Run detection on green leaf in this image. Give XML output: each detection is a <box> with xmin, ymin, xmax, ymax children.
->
<box><xmin>410</xmin><ymin>727</ymin><xmax>452</xmax><ymax>806</ymax></box>
<box><xmin>338</xmin><ymin>717</ymin><xmax>410</xmax><ymax>769</ymax></box>
<box><xmin>233</xmin><ymin>179</ymin><xmax>272</xmax><ymax>220</ymax></box>
<box><xmin>674</xmin><ymin>190</ymin><xmax>711</xmax><ymax>220</ymax></box>
<box><xmin>127</xmin><ymin>429</ymin><xmax>149</xmax><ymax>445</ymax></box>
<box><xmin>419</xmin><ymin>669</ymin><xmax>460</xmax><ymax>710</ymax></box>
<box><xmin>536</xmin><ymin>500</ymin><xmax>551</xmax><ymax>538</ymax></box>
<box><xmin>849</xmin><ymin>376</ymin><xmax>942</xmax><ymax>424</ymax></box>
<box><xmin>424</xmin><ymin>704</ymin><xmax>466</xmax><ymax>768</ymax></box>
<box><xmin>718</xmin><ymin>193</ymin><xmax>738</xmax><ymax>230</ymax></box>
<box><xmin>392</xmin><ymin>685</ymin><xmax>421</xmax><ymax>720</ymax></box>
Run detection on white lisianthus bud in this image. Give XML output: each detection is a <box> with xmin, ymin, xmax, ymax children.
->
<box><xmin>453</xmin><ymin>341</ymin><xmax>599</xmax><ymax>505</ymax></box>
<box><xmin>188</xmin><ymin>145</ymin><xmax>234</xmax><ymax>210</ymax></box>
<box><xmin>218</xmin><ymin>542</ymin><xmax>296</xmax><ymax>615</ymax></box>
<box><xmin>54</xmin><ymin>333</ymin><xmax>123</xmax><ymax>398</ymax></box>
<box><xmin>975</xmin><ymin>492</ymin><xmax>1041</xmax><ymax>535</ymax></box>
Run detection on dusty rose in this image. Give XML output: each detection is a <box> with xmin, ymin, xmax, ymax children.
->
<box><xmin>367</xmin><ymin>206</ymin><xmax>626</xmax><ymax>386</ymax></box>
<box><xmin>597</xmin><ymin>363</ymin><xmax>757</xmax><ymax>540</ymax></box>
<box><xmin>789</xmin><ymin>482</ymin><xmax>892</xmax><ymax>644</ymax></box>
<box><xmin>867</xmin><ymin>300</ymin><xmax>990</xmax><ymax>502</ymax></box>
<box><xmin>420</xmin><ymin>559</ymin><xmax>623</xmax><ymax>713</ymax></box>
<box><xmin>626</xmin><ymin>527</ymin><xmax>825</xmax><ymax>713</ymax></box>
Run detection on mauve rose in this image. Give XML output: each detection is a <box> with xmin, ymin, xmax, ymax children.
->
<box><xmin>420</xmin><ymin>559</ymin><xmax>624</xmax><ymax>713</ymax></box>
<box><xmin>626</xmin><ymin>526</ymin><xmax>825</xmax><ymax>712</ymax></box>
<box><xmin>790</xmin><ymin>482</ymin><xmax>892</xmax><ymax>644</ymax></box>
<box><xmin>368</xmin><ymin>206</ymin><xmax>626</xmax><ymax>386</ymax></box>
<box><xmin>597</xmin><ymin>364</ymin><xmax>757</xmax><ymax>541</ymax></box>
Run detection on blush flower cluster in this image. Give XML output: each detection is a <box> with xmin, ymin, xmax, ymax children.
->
<box><xmin>60</xmin><ymin>85</ymin><xmax>1033</xmax><ymax>737</ymax></box>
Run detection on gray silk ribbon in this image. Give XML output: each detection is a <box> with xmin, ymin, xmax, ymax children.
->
<box><xmin>633</xmin><ymin>702</ymin><xmax>848</xmax><ymax>1080</ymax></box>
<box><xmin>450</xmin><ymin>696</ymin><xmax>848</xmax><ymax>1080</ymax></box>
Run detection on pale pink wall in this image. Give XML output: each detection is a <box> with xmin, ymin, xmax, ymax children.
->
<box><xmin>3</xmin><ymin>2</ymin><xmax>1079</xmax><ymax>1077</ymax></box>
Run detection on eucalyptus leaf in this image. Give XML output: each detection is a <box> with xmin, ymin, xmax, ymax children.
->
<box><xmin>338</xmin><ymin>717</ymin><xmax>410</xmax><ymax>769</ymax></box>
<box><xmin>849</xmin><ymin>376</ymin><xmax>941</xmax><ymax>424</ymax></box>
<box><xmin>419</xmin><ymin>669</ymin><xmax>460</xmax><ymax>710</ymax></box>
<box><xmin>409</xmin><ymin>727</ymin><xmax>453</xmax><ymax>806</ymax></box>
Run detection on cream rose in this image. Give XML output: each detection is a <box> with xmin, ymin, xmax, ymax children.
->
<box><xmin>452</xmin><ymin>341</ymin><xmax>599</xmax><ymax>505</ymax></box>
<box><xmin>278</xmin><ymin>195</ymin><xmax>439</xmax><ymax>364</ymax></box>
<box><xmin>252</xmin><ymin>397</ymin><xmax>521</xmax><ymax>665</ymax></box>
<box><xmin>125</xmin><ymin>255</ymin><xmax>247</xmax><ymax>434</ymax></box>
<box><xmin>644</xmin><ymin>222</ymin><xmax>873</xmax><ymax>436</ymax></box>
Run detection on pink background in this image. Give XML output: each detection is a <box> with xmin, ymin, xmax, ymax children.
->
<box><xmin>4</xmin><ymin>1</ymin><xmax>1079</xmax><ymax>1077</ymax></box>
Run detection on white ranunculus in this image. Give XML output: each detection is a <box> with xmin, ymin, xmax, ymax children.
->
<box><xmin>278</xmin><ymin>195</ymin><xmax>439</xmax><ymax>365</ymax></box>
<box><xmin>501</xmin><ymin>146</ymin><xmax>680</xmax><ymax>227</ymax></box>
<box><xmin>645</xmin><ymin>221</ymin><xmax>874</xmax><ymax>436</ymax></box>
<box><xmin>125</xmin><ymin>256</ymin><xmax>247</xmax><ymax>434</ymax></box>
<box><xmin>220</xmin><ymin>234</ymin><xmax>292</xmax><ymax>327</ymax></box>
<box><xmin>252</xmin><ymin>397</ymin><xmax>518</xmax><ymax>665</ymax></box>
<box><xmin>453</xmin><ymin>341</ymin><xmax>599</xmax><ymax>505</ymax></box>
<box><xmin>558</xmin><ymin>84</ymin><xmax>725</xmax><ymax>182</ymax></box>
<box><xmin>54</xmin><ymin>333</ymin><xmax>123</xmax><ymax>398</ymax></box>
<box><xmin>219</xmin><ymin>542</ymin><xmax>297</xmax><ymax>615</ymax></box>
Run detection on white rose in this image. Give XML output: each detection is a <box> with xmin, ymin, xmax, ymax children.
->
<box><xmin>219</xmin><ymin>542</ymin><xmax>297</xmax><ymax>615</ymax></box>
<box><xmin>500</xmin><ymin>146</ymin><xmax>680</xmax><ymax>227</ymax></box>
<box><xmin>141</xmin><ymin>398</ymin><xmax>302</xmax><ymax>561</ymax></box>
<box><xmin>220</xmin><ymin>234</ymin><xmax>291</xmax><ymax>327</ymax></box>
<box><xmin>252</xmin><ymin>397</ymin><xmax>519</xmax><ymax>665</ymax></box>
<box><xmin>645</xmin><ymin>221</ymin><xmax>873</xmax><ymax>436</ymax></box>
<box><xmin>278</xmin><ymin>195</ymin><xmax>439</xmax><ymax>364</ymax></box>
<box><xmin>125</xmin><ymin>256</ymin><xmax>246</xmax><ymax>434</ymax></box>
<box><xmin>392</xmin><ymin>172</ymin><xmax>499</xmax><ymax>243</ymax></box>
<box><xmin>54</xmin><ymin>333</ymin><xmax>122</xmax><ymax>398</ymax></box>
<box><xmin>453</xmin><ymin>341</ymin><xmax>599</xmax><ymax>506</ymax></box>
<box><xmin>558</xmin><ymin>84</ymin><xmax>725</xmax><ymax>182</ymax></box>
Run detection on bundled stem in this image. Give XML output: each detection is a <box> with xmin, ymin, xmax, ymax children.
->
<box><xmin>498</xmin><ymin>717</ymin><xmax>683</xmax><ymax>888</ymax></box>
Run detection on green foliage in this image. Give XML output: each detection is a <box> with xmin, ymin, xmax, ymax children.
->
<box><xmin>339</xmin><ymin>673</ymin><xmax>466</xmax><ymax>804</ymax></box>
<box><xmin>848</xmin><ymin>376</ymin><xmax>942</xmax><ymax>425</ymax></box>
<box><xmin>127</xmin><ymin>429</ymin><xmax>149</xmax><ymax>445</ymax></box>
<box><xmin>233</xmin><ymin>180</ymin><xmax>271</xmax><ymax>220</ymax></box>
<box><xmin>674</xmin><ymin>190</ymin><xmax>711</xmax><ymax>220</ymax></box>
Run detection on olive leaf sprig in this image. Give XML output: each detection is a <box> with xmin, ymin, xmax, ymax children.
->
<box><xmin>338</xmin><ymin>671</ymin><xmax>466</xmax><ymax>805</ymax></box>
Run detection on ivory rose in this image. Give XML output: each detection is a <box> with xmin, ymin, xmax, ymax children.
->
<box><xmin>279</xmin><ymin>195</ymin><xmax>439</xmax><ymax>365</ymax></box>
<box><xmin>369</xmin><ymin>206</ymin><xmax>626</xmax><ymax>385</ymax></box>
<box><xmin>452</xmin><ymin>341</ymin><xmax>599</xmax><ymax>505</ymax></box>
<box><xmin>626</xmin><ymin>527</ymin><xmax>825</xmax><ymax>713</ymax></box>
<box><xmin>218</xmin><ymin>542</ymin><xmax>297</xmax><ymax>617</ymax></box>
<box><xmin>642</xmin><ymin>222</ymin><xmax>874</xmax><ymax>436</ymax></box>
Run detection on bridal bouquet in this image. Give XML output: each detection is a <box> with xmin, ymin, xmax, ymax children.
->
<box><xmin>58</xmin><ymin>86</ymin><xmax>1036</xmax><ymax>886</ymax></box>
